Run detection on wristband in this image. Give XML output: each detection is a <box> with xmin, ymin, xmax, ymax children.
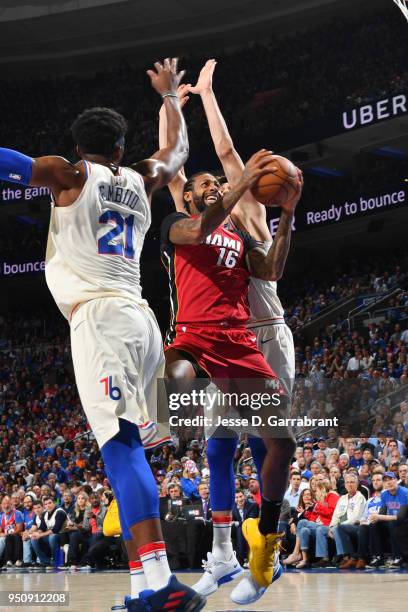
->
<box><xmin>161</xmin><ymin>93</ymin><xmax>179</xmax><ymax>100</ymax></box>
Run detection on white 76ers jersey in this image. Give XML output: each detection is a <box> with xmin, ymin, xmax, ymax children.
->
<box><xmin>45</xmin><ymin>161</ymin><xmax>150</xmax><ymax>320</ymax></box>
<box><xmin>248</xmin><ymin>241</ymin><xmax>285</xmax><ymax>323</ymax></box>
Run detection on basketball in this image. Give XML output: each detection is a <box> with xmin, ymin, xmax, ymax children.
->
<box><xmin>251</xmin><ymin>155</ymin><xmax>298</xmax><ymax>207</ymax></box>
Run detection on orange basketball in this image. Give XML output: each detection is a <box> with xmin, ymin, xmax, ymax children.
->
<box><xmin>251</xmin><ymin>155</ymin><xmax>298</xmax><ymax>207</ymax></box>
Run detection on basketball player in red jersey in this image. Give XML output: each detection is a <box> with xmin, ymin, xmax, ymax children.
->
<box><xmin>160</xmin><ymin>144</ymin><xmax>302</xmax><ymax>604</ymax></box>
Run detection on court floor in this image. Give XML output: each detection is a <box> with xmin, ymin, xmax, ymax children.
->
<box><xmin>0</xmin><ymin>568</ymin><xmax>406</xmax><ymax>611</ymax></box>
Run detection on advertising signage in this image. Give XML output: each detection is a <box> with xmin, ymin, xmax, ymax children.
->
<box><xmin>269</xmin><ymin>185</ymin><xmax>407</xmax><ymax>236</ymax></box>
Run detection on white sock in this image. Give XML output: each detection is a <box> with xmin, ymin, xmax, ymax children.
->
<box><xmin>138</xmin><ymin>541</ymin><xmax>172</xmax><ymax>591</ymax></box>
<box><xmin>212</xmin><ymin>514</ymin><xmax>233</xmax><ymax>561</ymax></box>
<box><xmin>129</xmin><ymin>560</ymin><xmax>148</xmax><ymax>597</ymax></box>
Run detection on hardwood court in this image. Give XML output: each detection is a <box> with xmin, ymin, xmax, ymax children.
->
<box><xmin>0</xmin><ymin>568</ymin><xmax>406</xmax><ymax>612</ymax></box>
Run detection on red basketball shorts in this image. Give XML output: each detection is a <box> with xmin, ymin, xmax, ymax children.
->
<box><xmin>165</xmin><ymin>323</ymin><xmax>278</xmax><ymax>381</ymax></box>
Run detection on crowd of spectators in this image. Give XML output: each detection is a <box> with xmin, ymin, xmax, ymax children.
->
<box><xmin>1</xmin><ymin>277</ymin><xmax>408</xmax><ymax>571</ymax></box>
<box><xmin>0</xmin><ymin>6</ymin><xmax>406</xmax><ymax>163</ymax></box>
<box><xmin>284</xmin><ymin>251</ymin><xmax>408</xmax><ymax>331</ymax></box>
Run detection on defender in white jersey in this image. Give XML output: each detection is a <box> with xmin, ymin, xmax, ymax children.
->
<box><xmin>46</xmin><ymin>161</ymin><xmax>169</xmax><ymax>448</ymax></box>
<box><xmin>0</xmin><ymin>58</ymin><xmax>206</xmax><ymax>611</ymax></box>
<box><xmin>159</xmin><ymin>62</ymin><xmax>301</xmax><ymax>605</ymax></box>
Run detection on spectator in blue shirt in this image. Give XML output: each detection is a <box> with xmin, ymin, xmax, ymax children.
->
<box><xmin>51</xmin><ymin>461</ymin><xmax>68</xmax><ymax>484</ymax></box>
<box><xmin>35</xmin><ymin>442</ymin><xmax>53</xmax><ymax>460</ymax></box>
<box><xmin>21</xmin><ymin>495</ymin><xmax>37</xmax><ymax>566</ymax></box>
<box><xmin>369</xmin><ymin>472</ymin><xmax>408</xmax><ymax>569</ymax></box>
<box><xmin>40</xmin><ymin>462</ymin><xmax>51</xmax><ymax>484</ymax></box>
<box><xmin>349</xmin><ymin>448</ymin><xmax>364</xmax><ymax>469</ymax></box>
<box><xmin>180</xmin><ymin>461</ymin><xmax>201</xmax><ymax>501</ymax></box>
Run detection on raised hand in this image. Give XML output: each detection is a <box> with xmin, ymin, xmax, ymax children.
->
<box><xmin>280</xmin><ymin>167</ymin><xmax>303</xmax><ymax>215</ymax></box>
<box><xmin>240</xmin><ymin>149</ymin><xmax>278</xmax><ymax>190</ymax></box>
<box><xmin>177</xmin><ymin>83</ymin><xmax>191</xmax><ymax>109</ymax></box>
<box><xmin>147</xmin><ymin>58</ymin><xmax>185</xmax><ymax>97</ymax></box>
<box><xmin>187</xmin><ymin>59</ymin><xmax>217</xmax><ymax>95</ymax></box>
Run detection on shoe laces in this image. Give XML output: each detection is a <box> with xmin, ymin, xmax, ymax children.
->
<box><xmin>202</xmin><ymin>554</ymin><xmax>217</xmax><ymax>574</ymax></box>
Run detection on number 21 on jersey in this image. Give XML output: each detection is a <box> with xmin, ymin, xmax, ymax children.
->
<box><xmin>98</xmin><ymin>210</ymin><xmax>135</xmax><ymax>259</ymax></box>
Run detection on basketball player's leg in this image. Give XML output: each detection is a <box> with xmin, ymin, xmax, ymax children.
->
<box><xmin>192</xmin><ymin>434</ymin><xmax>244</xmax><ymax>596</ymax></box>
<box><xmin>165</xmin><ymin>346</ymin><xmax>200</xmax><ymax>378</ymax></box>
<box><xmin>227</xmin><ymin>342</ymin><xmax>295</xmax><ymax>605</ymax></box>
<box><xmin>165</xmin><ymin>341</ymin><xmax>244</xmax><ymax>596</ymax></box>
<box><xmin>231</xmin><ymin>438</ymin><xmax>294</xmax><ymax>605</ymax></box>
<box><xmin>71</xmin><ymin>300</ymin><xmax>205</xmax><ymax>611</ymax></box>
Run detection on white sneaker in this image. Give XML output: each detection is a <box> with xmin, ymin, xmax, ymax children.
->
<box><xmin>15</xmin><ymin>560</ymin><xmax>23</xmax><ymax>568</ymax></box>
<box><xmin>230</xmin><ymin>554</ymin><xmax>283</xmax><ymax>605</ymax></box>
<box><xmin>192</xmin><ymin>552</ymin><xmax>243</xmax><ymax>596</ymax></box>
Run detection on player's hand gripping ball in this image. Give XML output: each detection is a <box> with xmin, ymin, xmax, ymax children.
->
<box><xmin>250</xmin><ymin>155</ymin><xmax>299</xmax><ymax>207</ymax></box>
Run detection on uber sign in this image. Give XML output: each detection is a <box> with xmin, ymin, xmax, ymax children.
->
<box><xmin>342</xmin><ymin>94</ymin><xmax>407</xmax><ymax>130</ymax></box>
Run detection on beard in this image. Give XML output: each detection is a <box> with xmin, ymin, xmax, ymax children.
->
<box><xmin>192</xmin><ymin>190</ymin><xmax>220</xmax><ymax>213</ymax></box>
<box><xmin>192</xmin><ymin>193</ymin><xmax>207</xmax><ymax>213</ymax></box>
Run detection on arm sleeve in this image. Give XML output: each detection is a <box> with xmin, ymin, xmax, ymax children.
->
<box><xmin>39</xmin><ymin>515</ymin><xmax>47</xmax><ymax>532</ymax></box>
<box><xmin>0</xmin><ymin>148</ymin><xmax>33</xmax><ymax>185</ymax></box>
<box><xmin>160</xmin><ymin>212</ymin><xmax>189</xmax><ymax>248</ymax></box>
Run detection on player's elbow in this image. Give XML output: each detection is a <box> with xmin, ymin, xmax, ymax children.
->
<box><xmin>217</xmin><ymin>140</ymin><xmax>235</xmax><ymax>160</ymax></box>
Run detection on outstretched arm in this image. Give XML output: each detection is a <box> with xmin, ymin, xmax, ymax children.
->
<box><xmin>158</xmin><ymin>84</ymin><xmax>190</xmax><ymax>212</ymax></box>
<box><xmin>133</xmin><ymin>58</ymin><xmax>189</xmax><ymax>198</ymax></box>
<box><xmin>188</xmin><ymin>59</ymin><xmax>270</xmax><ymax>233</ymax></box>
<box><xmin>188</xmin><ymin>59</ymin><xmax>245</xmax><ymax>184</ymax></box>
<box><xmin>0</xmin><ymin>148</ymin><xmax>86</xmax><ymax>197</ymax></box>
<box><xmin>246</xmin><ymin>171</ymin><xmax>303</xmax><ymax>280</ymax></box>
<box><xmin>168</xmin><ymin>150</ymin><xmax>276</xmax><ymax>245</ymax></box>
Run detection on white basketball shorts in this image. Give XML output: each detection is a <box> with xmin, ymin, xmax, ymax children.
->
<box><xmin>247</xmin><ymin>319</ymin><xmax>295</xmax><ymax>395</ymax></box>
<box><xmin>70</xmin><ymin>297</ymin><xmax>170</xmax><ymax>449</ymax></box>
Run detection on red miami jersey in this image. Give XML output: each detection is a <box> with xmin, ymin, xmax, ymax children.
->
<box><xmin>160</xmin><ymin>212</ymin><xmax>260</xmax><ymax>343</ymax></box>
